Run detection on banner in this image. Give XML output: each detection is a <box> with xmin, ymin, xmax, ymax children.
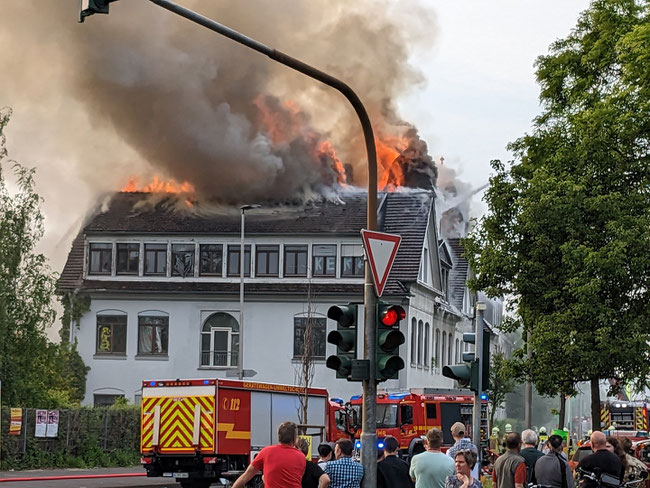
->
<box><xmin>9</xmin><ymin>408</ymin><xmax>22</xmax><ymax>436</ymax></box>
<box><xmin>46</xmin><ymin>410</ymin><xmax>59</xmax><ymax>438</ymax></box>
<box><xmin>35</xmin><ymin>409</ymin><xmax>48</xmax><ymax>437</ymax></box>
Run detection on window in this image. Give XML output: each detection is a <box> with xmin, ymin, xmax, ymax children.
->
<box><xmin>341</xmin><ymin>244</ymin><xmax>364</xmax><ymax>277</ymax></box>
<box><xmin>441</xmin><ymin>267</ymin><xmax>449</xmax><ymax>297</ymax></box>
<box><xmin>455</xmin><ymin>338</ymin><xmax>460</xmax><ymax>364</ymax></box>
<box><xmin>227</xmin><ymin>245</ymin><xmax>251</xmax><ymax>277</ymax></box>
<box><xmin>410</xmin><ymin>318</ymin><xmax>417</xmax><ymax>364</ymax></box>
<box><xmin>400</xmin><ymin>405</ymin><xmax>413</xmax><ymax>426</ymax></box>
<box><xmin>435</xmin><ymin>329</ymin><xmax>440</xmax><ymax>369</ymax></box>
<box><xmin>89</xmin><ymin>243</ymin><xmax>112</xmax><ymax>275</ymax></box>
<box><xmin>417</xmin><ymin>320</ymin><xmax>424</xmax><ymax>365</ymax></box>
<box><xmin>94</xmin><ymin>394</ymin><xmax>124</xmax><ymax>407</ymax></box>
<box><xmin>313</xmin><ymin>245</ymin><xmax>336</xmax><ymax>277</ymax></box>
<box><xmin>116</xmin><ymin>243</ymin><xmax>139</xmax><ymax>275</ymax></box>
<box><xmin>96</xmin><ymin>314</ymin><xmax>127</xmax><ymax>355</ymax></box>
<box><xmin>201</xmin><ymin>313</ymin><xmax>239</xmax><ymax>367</ymax></box>
<box><xmin>284</xmin><ymin>245</ymin><xmax>308</xmax><ymax>277</ymax></box>
<box><xmin>172</xmin><ymin>244</ymin><xmax>195</xmax><ymax>277</ymax></box>
<box><xmin>422</xmin><ymin>248</ymin><xmax>429</xmax><ymax>282</ymax></box>
<box><xmin>256</xmin><ymin>245</ymin><xmax>279</xmax><ymax>277</ymax></box>
<box><xmin>377</xmin><ymin>404</ymin><xmax>398</xmax><ymax>428</ymax></box>
<box><xmin>447</xmin><ymin>335</ymin><xmax>452</xmax><ymax>367</ymax></box>
<box><xmin>426</xmin><ymin>403</ymin><xmax>437</xmax><ymax>419</ymax></box>
<box><xmin>424</xmin><ymin>323</ymin><xmax>430</xmax><ymax>368</ymax></box>
<box><xmin>200</xmin><ymin>244</ymin><xmax>223</xmax><ymax>276</ymax></box>
<box><xmin>138</xmin><ymin>315</ymin><xmax>169</xmax><ymax>355</ymax></box>
<box><xmin>442</xmin><ymin>332</ymin><xmax>447</xmax><ymax>367</ymax></box>
<box><xmin>293</xmin><ymin>316</ymin><xmax>326</xmax><ymax>358</ymax></box>
<box><xmin>144</xmin><ymin>244</ymin><xmax>167</xmax><ymax>276</ymax></box>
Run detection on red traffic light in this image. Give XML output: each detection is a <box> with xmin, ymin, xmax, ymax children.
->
<box><xmin>380</xmin><ymin>305</ymin><xmax>405</xmax><ymax>327</ymax></box>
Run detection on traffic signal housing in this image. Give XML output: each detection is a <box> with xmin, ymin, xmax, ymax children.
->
<box><xmin>376</xmin><ymin>301</ymin><xmax>406</xmax><ymax>382</ymax></box>
<box><xmin>442</xmin><ymin>330</ymin><xmax>490</xmax><ymax>392</ymax></box>
<box><xmin>326</xmin><ymin>304</ymin><xmax>358</xmax><ymax>380</ymax></box>
<box><xmin>79</xmin><ymin>0</ymin><xmax>117</xmax><ymax>22</ymax></box>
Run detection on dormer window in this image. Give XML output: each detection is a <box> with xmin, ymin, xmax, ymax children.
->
<box><xmin>200</xmin><ymin>244</ymin><xmax>223</xmax><ymax>276</ymax></box>
<box><xmin>116</xmin><ymin>243</ymin><xmax>139</xmax><ymax>275</ymax></box>
<box><xmin>256</xmin><ymin>245</ymin><xmax>279</xmax><ymax>277</ymax></box>
<box><xmin>341</xmin><ymin>245</ymin><xmax>364</xmax><ymax>277</ymax></box>
<box><xmin>284</xmin><ymin>245</ymin><xmax>308</xmax><ymax>277</ymax></box>
<box><xmin>144</xmin><ymin>243</ymin><xmax>167</xmax><ymax>276</ymax></box>
<box><xmin>313</xmin><ymin>245</ymin><xmax>336</xmax><ymax>277</ymax></box>
<box><xmin>89</xmin><ymin>243</ymin><xmax>113</xmax><ymax>275</ymax></box>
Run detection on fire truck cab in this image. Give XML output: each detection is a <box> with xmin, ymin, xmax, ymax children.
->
<box><xmin>348</xmin><ymin>389</ymin><xmax>488</xmax><ymax>459</ymax></box>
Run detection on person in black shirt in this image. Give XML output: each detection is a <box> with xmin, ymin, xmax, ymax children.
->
<box><xmin>577</xmin><ymin>431</ymin><xmax>622</xmax><ymax>488</ymax></box>
<box><xmin>296</xmin><ymin>438</ymin><xmax>330</xmax><ymax>488</ymax></box>
<box><xmin>378</xmin><ymin>435</ymin><xmax>414</xmax><ymax>488</ymax></box>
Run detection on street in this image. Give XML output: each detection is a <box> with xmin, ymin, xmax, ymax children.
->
<box><xmin>0</xmin><ymin>467</ymin><xmax>226</xmax><ymax>488</ymax></box>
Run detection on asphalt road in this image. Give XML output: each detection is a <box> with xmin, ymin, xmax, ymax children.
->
<box><xmin>0</xmin><ymin>467</ymin><xmax>230</xmax><ymax>488</ymax></box>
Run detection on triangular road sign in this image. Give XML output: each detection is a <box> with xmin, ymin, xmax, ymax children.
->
<box><xmin>360</xmin><ymin>229</ymin><xmax>402</xmax><ymax>297</ymax></box>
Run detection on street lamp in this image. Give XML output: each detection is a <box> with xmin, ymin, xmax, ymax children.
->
<box><xmin>238</xmin><ymin>204</ymin><xmax>261</xmax><ymax>381</ymax></box>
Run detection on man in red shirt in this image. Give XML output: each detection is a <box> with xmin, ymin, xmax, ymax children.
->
<box><xmin>232</xmin><ymin>421</ymin><xmax>306</xmax><ymax>488</ymax></box>
<box><xmin>493</xmin><ymin>432</ymin><xmax>527</xmax><ymax>488</ymax></box>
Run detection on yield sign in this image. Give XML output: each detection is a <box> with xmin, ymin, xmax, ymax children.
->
<box><xmin>360</xmin><ymin>229</ymin><xmax>402</xmax><ymax>297</ymax></box>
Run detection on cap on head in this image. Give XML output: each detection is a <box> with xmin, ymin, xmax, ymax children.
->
<box><xmin>451</xmin><ymin>422</ymin><xmax>466</xmax><ymax>437</ymax></box>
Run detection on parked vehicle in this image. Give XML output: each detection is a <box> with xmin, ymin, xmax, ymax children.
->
<box><xmin>347</xmin><ymin>388</ymin><xmax>489</xmax><ymax>460</ymax></box>
<box><xmin>601</xmin><ymin>401</ymin><xmax>649</xmax><ymax>432</ymax></box>
<box><xmin>139</xmin><ymin>378</ymin><xmax>347</xmax><ymax>488</ymax></box>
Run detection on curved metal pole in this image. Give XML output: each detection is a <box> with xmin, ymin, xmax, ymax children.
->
<box><xmin>148</xmin><ymin>3</ymin><xmax>379</xmax><ymax>485</ymax></box>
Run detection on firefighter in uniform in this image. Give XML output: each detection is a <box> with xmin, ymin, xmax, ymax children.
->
<box><xmin>538</xmin><ymin>426</ymin><xmax>548</xmax><ymax>451</ymax></box>
<box><xmin>500</xmin><ymin>424</ymin><xmax>512</xmax><ymax>454</ymax></box>
<box><xmin>489</xmin><ymin>427</ymin><xmax>500</xmax><ymax>452</ymax></box>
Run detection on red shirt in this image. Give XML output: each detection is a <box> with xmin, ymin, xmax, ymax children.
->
<box><xmin>251</xmin><ymin>443</ymin><xmax>306</xmax><ymax>488</ymax></box>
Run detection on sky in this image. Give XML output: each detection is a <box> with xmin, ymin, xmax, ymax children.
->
<box><xmin>1</xmin><ymin>0</ymin><xmax>591</xmax><ymax>275</ymax></box>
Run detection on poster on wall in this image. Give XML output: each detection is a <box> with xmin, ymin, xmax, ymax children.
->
<box><xmin>35</xmin><ymin>409</ymin><xmax>48</xmax><ymax>437</ymax></box>
<box><xmin>46</xmin><ymin>410</ymin><xmax>60</xmax><ymax>438</ymax></box>
<box><xmin>9</xmin><ymin>408</ymin><xmax>22</xmax><ymax>436</ymax></box>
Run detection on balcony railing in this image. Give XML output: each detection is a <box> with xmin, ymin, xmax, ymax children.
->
<box><xmin>200</xmin><ymin>350</ymin><xmax>238</xmax><ymax>368</ymax></box>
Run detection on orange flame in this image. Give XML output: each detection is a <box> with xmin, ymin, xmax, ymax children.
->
<box><xmin>376</xmin><ymin>133</ymin><xmax>408</xmax><ymax>188</ymax></box>
<box><xmin>120</xmin><ymin>176</ymin><xmax>195</xmax><ymax>194</ymax></box>
<box><xmin>317</xmin><ymin>140</ymin><xmax>348</xmax><ymax>185</ymax></box>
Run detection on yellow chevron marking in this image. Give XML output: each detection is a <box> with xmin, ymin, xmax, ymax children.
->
<box><xmin>218</xmin><ymin>423</ymin><xmax>251</xmax><ymax>440</ymax></box>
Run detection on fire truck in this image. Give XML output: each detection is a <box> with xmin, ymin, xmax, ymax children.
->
<box><xmin>600</xmin><ymin>399</ymin><xmax>649</xmax><ymax>432</ymax></box>
<box><xmin>139</xmin><ymin>378</ymin><xmax>348</xmax><ymax>488</ymax></box>
<box><xmin>347</xmin><ymin>388</ymin><xmax>489</xmax><ymax>459</ymax></box>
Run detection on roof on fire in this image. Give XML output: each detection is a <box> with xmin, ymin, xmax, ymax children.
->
<box><xmin>58</xmin><ymin>190</ymin><xmax>434</xmax><ymax>297</ymax></box>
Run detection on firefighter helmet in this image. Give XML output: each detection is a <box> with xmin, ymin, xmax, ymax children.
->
<box><xmin>505</xmin><ymin>423</ymin><xmax>513</xmax><ymax>433</ymax></box>
<box><xmin>539</xmin><ymin>426</ymin><xmax>547</xmax><ymax>434</ymax></box>
<box><xmin>492</xmin><ymin>427</ymin><xmax>500</xmax><ymax>435</ymax></box>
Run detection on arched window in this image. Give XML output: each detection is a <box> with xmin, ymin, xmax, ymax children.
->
<box><xmin>447</xmin><ymin>334</ymin><xmax>452</xmax><ymax>368</ymax></box>
<box><xmin>424</xmin><ymin>323</ymin><xmax>430</xmax><ymax>368</ymax></box>
<box><xmin>410</xmin><ymin>318</ymin><xmax>417</xmax><ymax>364</ymax></box>
<box><xmin>455</xmin><ymin>338</ymin><xmax>459</xmax><ymax>364</ymax></box>
<box><xmin>417</xmin><ymin>320</ymin><xmax>424</xmax><ymax>365</ymax></box>
<box><xmin>201</xmin><ymin>312</ymin><xmax>239</xmax><ymax>367</ymax></box>
<box><xmin>442</xmin><ymin>332</ymin><xmax>447</xmax><ymax>367</ymax></box>
<box><xmin>435</xmin><ymin>329</ymin><xmax>440</xmax><ymax>369</ymax></box>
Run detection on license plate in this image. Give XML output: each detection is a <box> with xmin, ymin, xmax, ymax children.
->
<box><xmin>162</xmin><ymin>472</ymin><xmax>189</xmax><ymax>478</ymax></box>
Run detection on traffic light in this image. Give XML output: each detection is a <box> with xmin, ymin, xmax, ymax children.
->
<box><xmin>442</xmin><ymin>330</ymin><xmax>490</xmax><ymax>392</ymax></box>
<box><xmin>79</xmin><ymin>0</ymin><xmax>117</xmax><ymax>22</ymax></box>
<box><xmin>376</xmin><ymin>301</ymin><xmax>406</xmax><ymax>382</ymax></box>
<box><xmin>326</xmin><ymin>304</ymin><xmax>358</xmax><ymax>379</ymax></box>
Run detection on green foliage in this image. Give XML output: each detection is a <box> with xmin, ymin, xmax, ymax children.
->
<box><xmin>0</xmin><ymin>108</ymin><xmax>88</xmax><ymax>407</ymax></box>
<box><xmin>0</xmin><ymin>406</ymin><xmax>140</xmax><ymax>470</ymax></box>
<box><xmin>464</xmin><ymin>0</ymin><xmax>650</xmax><ymax>420</ymax></box>
<box><xmin>485</xmin><ymin>352</ymin><xmax>519</xmax><ymax>430</ymax></box>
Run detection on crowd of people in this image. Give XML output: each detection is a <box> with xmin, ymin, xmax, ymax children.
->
<box><xmin>231</xmin><ymin>420</ymin><xmax>647</xmax><ymax>488</ymax></box>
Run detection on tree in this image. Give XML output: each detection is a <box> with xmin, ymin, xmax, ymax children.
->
<box><xmin>0</xmin><ymin>108</ymin><xmax>88</xmax><ymax>407</ymax></box>
<box><xmin>464</xmin><ymin>0</ymin><xmax>650</xmax><ymax>431</ymax></box>
<box><xmin>485</xmin><ymin>352</ymin><xmax>518</xmax><ymax>432</ymax></box>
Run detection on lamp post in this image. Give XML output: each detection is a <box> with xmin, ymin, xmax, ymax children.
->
<box><xmin>239</xmin><ymin>204</ymin><xmax>260</xmax><ymax>381</ymax></box>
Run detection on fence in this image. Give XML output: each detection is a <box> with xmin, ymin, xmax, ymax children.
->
<box><xmin>0</xmin><ymin>407</ymin><xmax>141</xmax><ymax>470</ymax></box>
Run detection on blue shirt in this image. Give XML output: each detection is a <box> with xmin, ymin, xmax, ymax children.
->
<box><xmin>325</xmin><ymin>456</ymin><xmax>364</xmax><ymax>488</ymax></box>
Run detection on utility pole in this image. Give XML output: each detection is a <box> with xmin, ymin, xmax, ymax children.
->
<box><xmin>524</xmin><ymin>328</ymin><xmax>532</xmax><ymax>429</ymax></box>
<box><xmin>80</xmin><ymin>2</ymin><xmax>379</xmax><ymax>485</ymax></box>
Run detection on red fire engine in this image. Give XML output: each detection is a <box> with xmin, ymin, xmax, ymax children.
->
<box><xmin>347</xmin><ymin>389</ymin><xmax>489</xmax><ymax>459</ymax></box>
<box><xmin>139</xmin><ymin>378</ymin><xmax>347</xmax><ymax>488</ymax></box>
<box><xmin>600</xmin><ymin>400</ymin><xmax>649</xmax><ymax>432</ymax></box>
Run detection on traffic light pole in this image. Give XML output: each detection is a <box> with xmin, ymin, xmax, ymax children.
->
<box><xmin>83</xmin><ymin>2</ymin><xmax>379</xmax><ymax>483</ymax></box>
<box><xmin>473</xmin><ymin>304</ymin><xmax>485</xmax><ymax>457</ymax></box>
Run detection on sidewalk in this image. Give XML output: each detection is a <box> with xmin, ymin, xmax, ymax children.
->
<box><xmin>0</xmin><ymin>466</ymin><xmax>174</xmax><ymax>487</ymax></box>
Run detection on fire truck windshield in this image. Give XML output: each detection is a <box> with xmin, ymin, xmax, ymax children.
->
<box><xmin>377</xmin><ymin>404</ymin><xmax>398</xmax><ymax>428</ymax></box>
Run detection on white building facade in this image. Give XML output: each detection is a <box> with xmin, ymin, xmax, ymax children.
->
<box><xmin>58</xmin><ymin>190</ymin><xmax>504</xmax><ymax>405</ymax></box>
